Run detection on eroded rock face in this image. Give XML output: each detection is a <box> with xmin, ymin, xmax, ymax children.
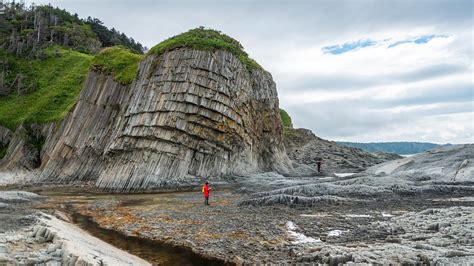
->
<box><xmin>365</xmin><ymin>144</ymin><xmax>473</xmax><ymax>182</ymax></box>
<box><xmin>39</xmin><ymin>71</ymin><xmax>130</xmax><ymax>183</ymax></box>
<box><xmin>284</xmin><ymin>128</ymin><xmax>401</xmax><ymax>174</ymax></box>
<box><xmin>40</xmin><ymin>48</ymin><xmax>292</xmax><ymax>191</ymax></box>
<box><xmin>0</xmin><ymin>124</ymin><xmax>50</xmax><ymax>171</ymax></box>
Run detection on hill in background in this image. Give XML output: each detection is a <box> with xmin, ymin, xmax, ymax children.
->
<box><xmin>337</xmin><ymin>141</ymin><xmax>450</xmax><ymax>155</ymax></box>
<box><xmin>0</xmin><ymin>2</ymin><xmax>146</xmax><ymax>130</ymax></box>
<box><xmin>0</xmin><ymin>1</ymin><xmax>144</xmax><ymax>55</ymax></box>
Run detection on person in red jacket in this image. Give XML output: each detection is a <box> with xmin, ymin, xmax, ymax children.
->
<box><xmin>202</xmin><ymin>182</ymin><xmax>211</xmax><ymax>206</ymax></box>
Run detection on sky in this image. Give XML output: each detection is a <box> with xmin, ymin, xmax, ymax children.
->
<box><xmin>32</xmin><ymin>0</ymin><xmax>474</xmax><ymax>144</ymax></box>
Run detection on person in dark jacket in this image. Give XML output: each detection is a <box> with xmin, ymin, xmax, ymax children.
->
<box><xmin>317</xmin><ymin>159</ymin><xmax>322</xmax><ymax>173</ymax></box>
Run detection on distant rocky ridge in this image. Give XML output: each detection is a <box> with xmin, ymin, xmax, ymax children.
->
<box><xmin>284</xmin><ymin>128</ymin><xmax>401</xmax><ymax>175</ymax></box>
<box><xmin>241</xmin><ymin>144</ymin><xmax>474</xmax><ymax>207</ymax></box>
<box><xmin>365</xmin><ymin>144</ymin><xmax>473</xmax><ymax>183</ymax></box>
<box><xmin>337</xmin><ymin>141</ymin><xmax>447</xmax><ymax>155</ymax></box>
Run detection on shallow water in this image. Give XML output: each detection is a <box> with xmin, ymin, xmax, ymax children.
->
<box><xmin>35</xmin><ymin>189</ymin><xmax>227</xmax><ymax>266</ymax></box>
<box><xmin>71</xmin><ymin>212</ymin><xmax>224</xmax><ymax>266</ymax></box>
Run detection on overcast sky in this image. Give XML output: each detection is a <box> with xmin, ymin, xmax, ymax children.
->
<box><xmin>33</xmin><ymin>0</ymin><xmax>473</xmax><ymax>144</ymax></box>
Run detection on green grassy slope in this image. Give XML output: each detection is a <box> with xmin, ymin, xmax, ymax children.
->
<box><xmin>279</xmin><ymin>109</ymin><xmax>293</xmax><ymax>128</ymax></box>
<box><xmin>0</xmin><ymin>47</ymin><xmax>93</xmax><ymax>130</ymax></box>
<box><xmin>91</xmin><ymin>46</ymin><xmax>143</xmax><ymax>85</ymax></box>
<box><xmin>148</xmin><ymin>27</ymin><xmax>262</xmax><ymax>72</ymax></box>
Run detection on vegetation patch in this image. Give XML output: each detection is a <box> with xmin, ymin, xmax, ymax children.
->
<box><xmin>91</xmin><ymin>46</ymin><xmax>143</xmax><ymax>85</ymax></box>
<box><xmin>1</xmin><ymin>3</ymin><xmax>145</xmax><ymax>55</ymax></box>
<box><xmin>280</xmin><ymin>109</ymin><xmax>293</xmax><ymax>128</ymax></box>
<box><xmin>148</xmin><ymin>27</ymin><xmax>262</xmax><ymax>72</ymax></box>
<box><xmin>0</xmin><ymin>46</ymin><xmax>93</xmax><ymax>130</ymax></box>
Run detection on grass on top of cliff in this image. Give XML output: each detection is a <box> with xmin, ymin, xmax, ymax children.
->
<box><xmin>280</xmin><ymin>109</ymin><xmax>293</xmax><ymax>128</ymax></box>
<box><xmin>148</xmin><ymin>27</ymin><xmax>262</xmax><ymax>72</ymax></box>
<box><xmin>0</xmin><ymin>47</ymin><xmax>93</xmax><ymax>130</ymax></box>
<box><xmin>91</xmin><ymin>46</ymin><xmax>144</xmax><ymax>85</ymax></box>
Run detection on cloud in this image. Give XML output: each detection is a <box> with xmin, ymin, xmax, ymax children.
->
<box><xmin>321</xmin><ymin>34</ymin><xmax>448</xmax><ymax>55</ymax></box>
<box><xmin>388</xmin><ymin>34</ymin><xmax>448</xmax><ymax>48</ymax></box>
<box><xmin>287</xmin><ymin>101</ymin><xmax>473</xmax><ymax>143</ymax></box>
<box><xmin>276</xmin><ymin>63</ymin><xmax>468</xmax><ymax>92</ymax></box>
<box><xmin>322</xmin><ymin>39</ymin><xmax>377</xmax><ymax>54</ymax></box>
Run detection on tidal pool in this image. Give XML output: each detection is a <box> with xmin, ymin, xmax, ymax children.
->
<box><xmin>35</xmin><ymin>188</ymin><xmax>228</xmax><ymax>266</ymax></box>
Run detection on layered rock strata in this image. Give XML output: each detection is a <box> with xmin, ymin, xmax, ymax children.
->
<box><xmin>38</xmin><ymin>48</ymin><xmax>292</xmax><ymax>191</ymax></box>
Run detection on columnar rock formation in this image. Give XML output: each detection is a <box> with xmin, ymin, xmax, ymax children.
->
<box><xmin>39</xmin><ymin>48</ymin><xmax>292</xmax><ymax>191</ymax></box>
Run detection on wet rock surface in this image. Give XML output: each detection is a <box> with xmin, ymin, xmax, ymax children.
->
<box><xmin>0</xmin><ymin>190</ymin><xmax>149</xmax><ymax>265</ymax></box>
<box><xmin>0</xmin><ymin>138</ymin><xmax>471</xmax><ymax>264</ymax></box>
<box><xmin>56</xmin><ymin>145</ymin><xmax>471</xmax><ymax>264</ymax></box>
<box><xmin>66</xmin><ymin>186</ymin><xmax>473</xmax><ymax>264</ymax></box>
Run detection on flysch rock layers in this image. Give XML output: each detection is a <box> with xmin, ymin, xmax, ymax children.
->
<box><xmin>39</xmin><ymin>48</ymin><xmax>293</xmax><ymax>191</ymax></box>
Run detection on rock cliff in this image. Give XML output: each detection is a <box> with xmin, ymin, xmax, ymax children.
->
<box><xmin>38</xmin><ymin>48</ymin><xmax>292</xmax><ymax>191</ymax></box>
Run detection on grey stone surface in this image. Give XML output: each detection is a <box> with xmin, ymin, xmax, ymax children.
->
<box><xmin>241</xmin><ymin>144</ymin><xmax>473</xmax><ymax>207</ymax></box>
<box><xmin>365</xmin><ymin>144</ymin><xmax>473</xmax><ymax>182</ymax></box>
<box><xmin>0</xmin><ymin>190</ymin><xmax>42</xmax><ymax>203</ymax></box>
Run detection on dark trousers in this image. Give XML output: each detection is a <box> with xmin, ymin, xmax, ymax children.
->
<box><xmin>204</xmin><ymin>196</ymin><xmax>209</xmax><ymax>205</ymax></box>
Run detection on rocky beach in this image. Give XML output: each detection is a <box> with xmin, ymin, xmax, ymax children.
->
<box><xmin>0</xmin><ymin>144</ymin><xmax>473</xmax><ymax>264</ymax></box>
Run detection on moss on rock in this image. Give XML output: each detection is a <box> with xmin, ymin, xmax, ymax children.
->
<box><xmin>280</xmin><ymin>109</ymin><xmax>293</xmax><ymax>128</ymax></box>
<box><xmin>148</xmin><ymin>27</ymin><xmax>262</xmax><ymax>72</ymax></box>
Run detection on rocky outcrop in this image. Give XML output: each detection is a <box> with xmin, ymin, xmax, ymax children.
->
<box><xmin>284</xmin><ymin>128</ymin><xmax>401</xmax><ymax>174</ymax></box>
<box><xmin>0</xmin><ymin>124</ymin><xmax>51</xmax><ymax>171</ymax></box>
<box><xmin>240</xmin><ymin>144</ymin><xmax>474</xmax><ymax>207</ymax></box>
<box><xmin>365</xmin><ymin>144</ymin><xmax>473</xmax><ymax>182</ymax></box>
<box><xmin>39</xmin><ymin>48</ymin><xmax>292</xmax><ymax>191</ymax></box>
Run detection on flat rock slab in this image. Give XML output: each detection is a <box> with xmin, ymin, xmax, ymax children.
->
<box><xmin>39</xmin><ymin>213</ymin><xmax>150</xmax><ymax>265</ymax></box>
<box><xmin>0</xmin><ymin>190</ymin><xmax>42</xmax><ymax>203</ymax></box>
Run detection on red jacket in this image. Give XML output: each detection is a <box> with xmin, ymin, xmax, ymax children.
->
<box><xmin>202</xmin><ymin>184</ymin><xmax>210</xmax><ymax>197</ymax></box>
